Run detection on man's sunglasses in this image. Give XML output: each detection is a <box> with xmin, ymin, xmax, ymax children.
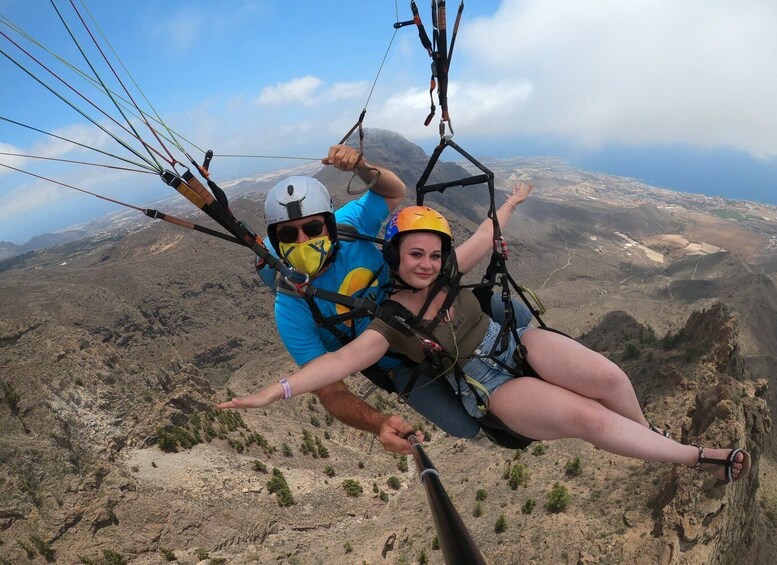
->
<box><xmin>276</xmin><ymin>220</ymin><xmax>326</xmax><ymax>244</ymax></box>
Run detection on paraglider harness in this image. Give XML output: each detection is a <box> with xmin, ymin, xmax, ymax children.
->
<box><xmin>377</xmin><ymin>252</ymin><xmax>543</xmax><ymax>451</ymax></box>
<box><xmin>271</xmin><ymin>219</ymin><xmax>546</xmax><ymax>450</ymax></box>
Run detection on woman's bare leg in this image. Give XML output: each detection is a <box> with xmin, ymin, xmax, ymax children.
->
<box><xmin>488</xmin><ymin>377</ymin><xmax>747</xmax><ymax>481</ymax></box>
<box><xmin>520</xmin><ymin>328</ymin><xmax>650</xmax><ymax>427</ymax></box>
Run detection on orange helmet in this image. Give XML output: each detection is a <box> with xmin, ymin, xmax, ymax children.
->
<box><xmin>383</xmin><ymin>206</ymin><xmax>453</xmax><ymax>270</ymax></box>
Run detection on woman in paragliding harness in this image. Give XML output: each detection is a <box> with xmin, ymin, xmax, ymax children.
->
<box><xmin>220</xmin><ymin>181</ymin><xmax>751</xmax><ymax>484</ymax></box>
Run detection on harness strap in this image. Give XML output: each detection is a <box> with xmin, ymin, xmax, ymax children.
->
<box><xmin>336</xmin><ymin>223</ymin><xmax>385</xmax><ymax>245</ymax></box>
<box><xmin>383</xmin><ymin>258</ymin><xmax>494</xmax><ymax>412</ymax></box>
<box><xmin>277</xmin><ymin>262</ymin><xmax>404</xmax><ymax>393</ymax></box>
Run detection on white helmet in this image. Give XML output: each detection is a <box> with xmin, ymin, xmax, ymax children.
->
<box><xmin>264</xmin><ymin>176</ymin><xmax>337</xmax><ymax>253</ymax></box>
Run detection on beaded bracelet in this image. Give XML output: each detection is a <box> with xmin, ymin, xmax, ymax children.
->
<box><xmin>279</xmin><ymin>378</ymin><xmax>292</xmax><ymax>400</ymax></box>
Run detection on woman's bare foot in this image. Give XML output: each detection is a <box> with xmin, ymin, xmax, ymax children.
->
<box><xmin>694</xmin><ymin>447</ymin><xmax>751</xmax><ymax>482</ymax></box>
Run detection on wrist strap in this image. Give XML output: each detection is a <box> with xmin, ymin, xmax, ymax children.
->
<box><xmin>279</xmin><ymin>378</ymin><xmax>292</xmax><ymax>400</ymax></box>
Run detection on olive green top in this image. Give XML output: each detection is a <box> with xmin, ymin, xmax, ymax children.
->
<box><xmin>368</xmin><ymin>287</ymin><xmax>490</xmax><ymax>364</ymax></box>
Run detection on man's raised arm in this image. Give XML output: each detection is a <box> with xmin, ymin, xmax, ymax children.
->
<box><xmin>322</xmin><ymin>144</ymin><xmax>406</xmax><ymax>211</ymax></box>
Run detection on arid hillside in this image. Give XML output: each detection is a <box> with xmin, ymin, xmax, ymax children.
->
<box><xmin>1</xmin><ymin>131</ymin><xmax>775</xmax><ymax>564</ymax></box>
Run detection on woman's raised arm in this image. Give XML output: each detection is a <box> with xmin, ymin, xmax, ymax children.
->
<box><xmin>454</xmin><ymin>181</ymin><xmax>533</xmax><ymax>274</ymax></box>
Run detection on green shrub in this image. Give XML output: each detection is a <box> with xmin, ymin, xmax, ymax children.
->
<box><xmin>508</xmin><ymin>463</ymin><xmax>529</xmax><ymax>489</ymax></box>
<box><xmin>419</xmin><ymin>548</ymin><xmax>429</xmax><ymax>564</ymax></box>
<box><xmin>531</xmin><ymin>443</ymin><xmax>547</xmax><ymax>456</ymax></box>
<box><xmin>156</xmin><ymin>429</ymin><xmax>178</xmax><ymax>453</ymax></box>
<box><xmin>300</xmin><ymin>430</ymin><xmax>316</xmax><ymax>457</ymax></box>
<box><xmin>267</xmin><ymin>468</ymin><xmax>295</xmax><ymax>507</ymax></box>
<box><xmin>564</xmin><ymin>457</ymin><xmax>583</xmax><ymax>477</ymax></box>
<box><xmin>315</xmin><ymin>436</ymin><xmax>329</xmax><ymax>458</ymax></box>
<box><xmin>252</xmin><ymin>460</ymin><xmax>268</xmax><ymax>473</ymax></box>
<box><xmin>193</xmin><ymin>547</ymin><xmax>209</xmax><ymax>560</ymax></box>
<box><xmin>102</xmin><ymin>550</ymin><xmax>128</xmax><ymax>565</ymax></box>
<box><xmin>324</xmin><ymin>465</ymin><xmax>336</xmax><ymax>478</ymax></box>
<box><xmin>475</xmin><ymin>488</ymin><xmax>488</xmax><ymax>501</ymax></box>
<box><xmin>387</xmin><ymin>476</ymin><xmax>401</xmax><ymax>490</ymax></box>
<box><xmin>227</xmin><ymin>437</ymin><xmax>244</xmax><ymax>453</ymax></box>
<box><xmin>156</xmin><ymin>424</ymin><xmax>203</xmax><ymax>453</ymax></box>
<box><xmin>215</xmin><ymin>408</ymin><xmax>246</xmax><ymax>432</ymax></box>
<box><xmin>342</xmin><ymin>479</ymin><xmax>363</xmax><ymax>497</ymax></box>
<box><xmin>545</xmin><ymin>482</ymin><xmax>572</xmax><ymax>512</ymax></box>
<box><xmin>159</xmin><ymin>547</ymin><xmax>176</xmax><ymax>561</ymax></box>
<box><xmin>344</xmin><ymin>541</ymin><xmax>353</xmax><ymax>554</ymax></box>
<box><xmin>622</xmin><ymin>342</ymin><xmax>640</xmax><ymax>360</ymax></box>
<box><xmin>521</xmin><ymin>499</ymin><xmax>536</xmax><ymax>514</ymax></box>
<box><xmin>398</xmin><ymin>455</ymin><xmax>409</xmax><ymax>472</ymax></box>
<box><xmin>281</xmin><ymin>443</ymin><xmax>293</xmax><ymax>457</ymax></box>
<box><xmin>494</xmin><ymin>514</ymin><xmax>507</xmax><ymax>533</ymax></box>
<box><xmin>246</xmin><ymin>432</ymin><xmax>274</xmax><ymax>454</ymax></box>
<box><xmin>379</xmin><ymin>490</ymin><xmax>389</xmax><ymax>503</ymax></box>
<box><xmin>432</xmin><ymin>536</ymin><xmax>440</xmax><ymax>550</ymax></box>
<box><xmin>472</xmin><ymin>502</ymin><xmax>483</xmax><ymax>517</ymax></box>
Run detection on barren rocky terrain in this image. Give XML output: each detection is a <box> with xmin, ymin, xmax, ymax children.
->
<box><xmin>1</xmin><ymin>130</ymin><xmax>775</xmax><ymax>564</ymax></box>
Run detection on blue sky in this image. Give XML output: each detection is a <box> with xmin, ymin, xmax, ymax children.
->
<box><xmin>2</xmin><ymin>0</ymin><xmax>777</xmax><ymax>245</ymax></box>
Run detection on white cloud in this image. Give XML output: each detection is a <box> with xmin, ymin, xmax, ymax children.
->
<box><xmin>319</xmin><ymin>81</ymin><xmax>368</xmax><ymax>104</ymax></box>
<box><xmin>452</xmin><ymin>0</ymin><xmax>777</xmax><ymax>157</ymax></box>
<box><xmin>366</xmin><ymin>79</ymin><xmax>533</xmax><ymax>144</ymax></box>
<box><xmin>255</xmin><ymin>76</ymin><xmax>324</xmax><ymax>105</ymax></box>
<box><xmin>31</xmin><ymin>122</ymin><xmax>114</xmax><ymax>159</ymax></box>
<box><xmin>0</xmin><ymin>142</ymin><xmax>27</xmax><ymax>173</ymax></box>
<box><xmin>0</xmin><ymin>181</ymin><xmax>63</xmax><ymax>221</ymax></box>
<box><xmin>255</xmin><ymin>75</ymin><xmax>366</xmax><ymax>106</ymax></box>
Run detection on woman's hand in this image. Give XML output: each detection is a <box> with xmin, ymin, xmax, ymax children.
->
<box><xmin>506</xmin><ymin>181</ymin><xmax>533</xmax><ymax>208</ymax></box>
<box><xmin>216</xmin><ymin>386</ymin><xmax>280</xmax><ymax>410</ymax></box>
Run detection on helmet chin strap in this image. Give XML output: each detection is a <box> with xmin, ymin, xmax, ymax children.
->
<box><xmin>388</xmin><ymin>271</ymin><xmax>445</xmax><ymax>295</ymax></box>
<box><xmin>388</xmin><ymin>275</ymin><xmax>424</xmax><ymax>294</ymax></box>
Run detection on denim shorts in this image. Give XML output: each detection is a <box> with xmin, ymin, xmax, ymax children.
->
<box><xmin>451</xmin><ymin>319</ymin><xmax>531</xmax><ymax>418</ymax></box>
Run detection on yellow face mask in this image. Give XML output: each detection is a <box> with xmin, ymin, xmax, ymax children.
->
<box><xmin>278</xmin><ymin>235</ymin><xmax>333</xmax><ymax>275</ymax></box>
